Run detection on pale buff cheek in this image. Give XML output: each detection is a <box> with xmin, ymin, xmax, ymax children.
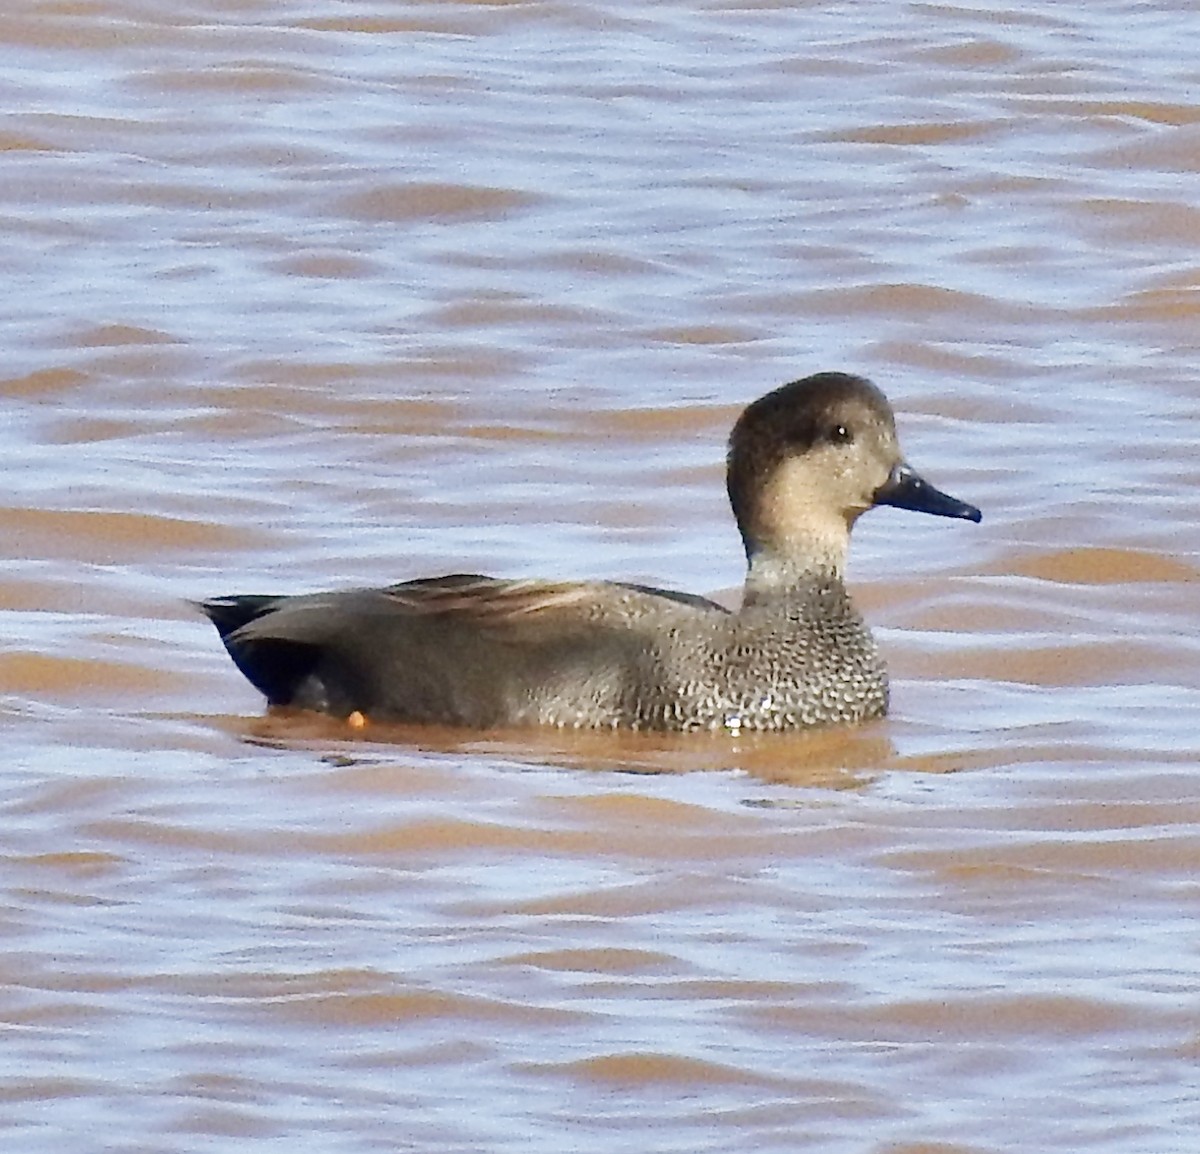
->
<box><xmin>756</xmin><ymin>456</ymin><xmax>851</xmax><ymax>564</ymax></box>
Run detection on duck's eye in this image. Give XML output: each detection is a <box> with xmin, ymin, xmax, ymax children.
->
<box><xmin>827</xmin><ymin>424</ymin><xmax>854</xmax><ymax>445</ymax></box>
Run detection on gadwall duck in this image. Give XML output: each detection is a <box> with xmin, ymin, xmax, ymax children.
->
<box><xmin>200</xmin><ymin>372</ymin><xmax>980</xmax><ymax>732</ymax></box>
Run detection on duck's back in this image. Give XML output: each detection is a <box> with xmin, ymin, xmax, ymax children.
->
<box><xmin>202</xmin><ymin>576</ymin><xmax>724</xmax><ymax>729</ymax></box>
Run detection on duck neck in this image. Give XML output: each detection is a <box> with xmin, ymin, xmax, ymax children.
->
<box><xmin>742</xmin><ymin>544</ymin><xmax>845</xmax><ymax>604</ymax></box>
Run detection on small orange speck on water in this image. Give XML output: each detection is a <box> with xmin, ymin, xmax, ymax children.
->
<box><xmin>347</xmin><ymin>710</ymin><xmax>366</xmax><ymax>730</ymax></box>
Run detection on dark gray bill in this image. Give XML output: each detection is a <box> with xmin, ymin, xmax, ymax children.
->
<box><xmin>873</xmin><ymin>462</ymin><xmax>981</xmax><ymax>522</ymax></box>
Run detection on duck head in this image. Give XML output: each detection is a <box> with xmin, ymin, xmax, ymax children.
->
<box><xmin>727</xmin><ymin>372</ymin><xmax>980</xmax><ymax>585</ymax></box>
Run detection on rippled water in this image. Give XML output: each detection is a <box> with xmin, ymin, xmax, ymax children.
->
<box><xmin>3</xmin><ymin>1</ymin><xmax>1199</xmax><ymax>1151</ymax></box>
